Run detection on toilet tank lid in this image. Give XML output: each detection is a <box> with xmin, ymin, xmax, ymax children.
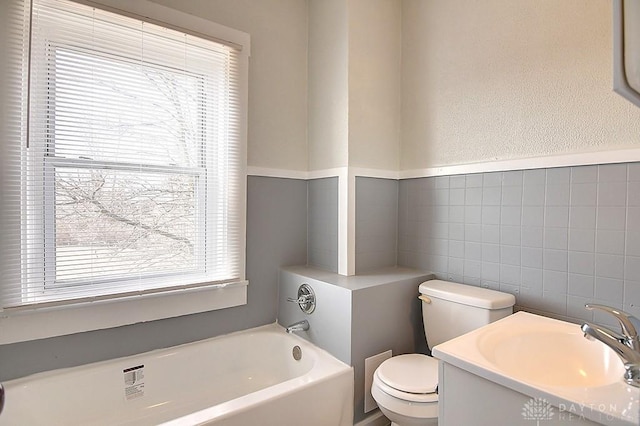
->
<box><xmin>419</xmin><ymin>280</ymin><xmax>515</xmax><ymax>309</ymax></box>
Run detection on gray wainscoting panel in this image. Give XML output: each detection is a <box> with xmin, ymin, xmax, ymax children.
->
<box><xmin>355</xmin><ymin>177</ymin><xmax>399</xmax><ymax>273</ymax></box>
<box><xmin>0</xmin><ymin>176</ymin><xmax>308</xmax><ymax>381</ymax></box>
<box><xmin>307</xmin><ymin>177</ymin><xmax>339</xmax><ymax>272</ymax></box>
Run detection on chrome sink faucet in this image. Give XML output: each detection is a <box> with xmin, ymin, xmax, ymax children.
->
<box><xmin>581</xmin><ymin>304</ymin><xmax>640</xmax><ymax>387</ymax></box>
<box><xmin>584</xmin><ymin>304</ymin><xmax>640</xmax><ymax>350</ymax></box>
<box><xmin>285</xmin><ymin>319</ymin><xmax>309</xmax><ymax>334</ymax></box>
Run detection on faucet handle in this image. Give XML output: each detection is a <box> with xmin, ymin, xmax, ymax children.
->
<box><xmin>585</xmin><ymin>304</ymin><xmax>640</xmax><ymax>350</ymax></box>
<box><xmin>287</xmin><ymin>295</ymin><xmax>311</xmax><ymax>304</ymax></box>
<box><xmin>287</xmin><ymin>284</ymin><xmax>316</xmax><ymax>314</ymax></box>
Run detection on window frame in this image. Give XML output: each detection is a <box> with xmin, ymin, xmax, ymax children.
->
<box><xmin>0</xmin><ymin>0</ymin><xmax>249</xmax><ymax>344</ymax></box>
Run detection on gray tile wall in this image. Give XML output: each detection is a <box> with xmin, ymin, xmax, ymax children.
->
<box><xmin>398</xmin><ymin>163</ymin><xmax>640</xmax><ymax>326</ymax></box>
<box><xmin>355</xmin><ymin>177</ymin><xmax>399</xmax><ymax>273</ymax></box>
<box><xmin>307</xmin><ymin>177</ymin><xmax>339</xmax><ymax>272</ymax></box>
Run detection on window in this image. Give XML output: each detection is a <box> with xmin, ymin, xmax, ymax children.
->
<box><xmin>0</xmin><ymin>0</ymin><xmax>248</xmax><ymax>340</ymax></box>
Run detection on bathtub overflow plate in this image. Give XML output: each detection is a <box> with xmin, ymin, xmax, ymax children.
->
<box><xmin>287</xmin><ymin>283</ymin><xmax>316</xmax><ymax>314</ymax></box>
<box><xmin>292</xmin><ymin>345</ymin><xmax>302</xmax><ymax>361</ymax></box>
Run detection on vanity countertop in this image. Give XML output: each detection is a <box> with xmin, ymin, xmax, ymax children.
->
<box><xmin>433</xmin><ymin>311</ymin><xmax>640</xmax><ymax>426</ymax></box>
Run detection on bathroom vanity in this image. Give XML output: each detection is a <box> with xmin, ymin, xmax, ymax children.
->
<box><xmin>433</xmin><ymin>312</ymin><xmax>639</xmax><ymax>426</ymax></box>
<box><xmin>437</xmin><ymin>363</ymin><xmax>603</xmax><ymax>425</ymax></box>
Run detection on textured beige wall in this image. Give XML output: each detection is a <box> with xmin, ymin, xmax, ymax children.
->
<box><xmin>147</xmin><ymin>0</ymin><xmax>640</xmax><ymax>172</ymax></box>
<box><xmin>348</xmin><ymin>0</ymin><xmax>402</xmax><ymax>171</ymax></box>
<box><xmin>309</xmin><ymin>0</ymin><xmax>402</xmax><ymax>172</ymax></box>
<box><xmin>308</xmin><ymin>0</ymin><xmax>349</xmax><ymax>171</ymax></box>
<box><xmin>401</xmin><ymin>0</ymin><xmax>640</xmax><ymax>170</ymax></box>
<box><xmin>150</xmin><ymin>0</ymin><xmax>309</xmax><ymax>171</ymax></box>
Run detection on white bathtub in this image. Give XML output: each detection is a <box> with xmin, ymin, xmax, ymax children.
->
<box><xmin>0</xmin><ymin>324</ymin><xmax>354</xmax><ymax>425</ymax></box>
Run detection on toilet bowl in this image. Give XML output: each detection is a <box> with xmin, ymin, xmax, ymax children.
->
<box><xmin>371</xmin><ymin>280</ymin><xmax>515</xmax><ymax>426</ymax></box>
<box><xmin>371</xmin><ymin>354</ymin><xmax>438</xmax><ymax>425</ymax></box>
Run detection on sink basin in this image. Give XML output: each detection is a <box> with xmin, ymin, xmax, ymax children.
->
<box><xmin>476</xmin><ymin>323</ymin><xmax>624</xmax><ymax>388</ymax></box>
<box><xmin>432</xmin><ymin>311</ymin><xmax>639</xmax><ymax>426</ymax></box>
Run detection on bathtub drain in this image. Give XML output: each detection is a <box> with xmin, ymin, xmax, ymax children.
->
<box><xmin>292</xmin><ymin>345</ymin><xmax>302</xmax><ymax>361</ymax></box>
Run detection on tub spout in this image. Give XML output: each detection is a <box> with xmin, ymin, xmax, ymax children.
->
<box><xmin>285</xmin><ymin>320</ymin><xmax>309</xmax><ymax>334</ymax></box>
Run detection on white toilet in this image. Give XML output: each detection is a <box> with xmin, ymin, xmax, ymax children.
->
<box><xmin>371</xmin><ymin>280</ymin><xmax>516</xmax><ymax>426</ymax></box>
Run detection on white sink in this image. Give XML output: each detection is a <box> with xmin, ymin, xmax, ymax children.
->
<box><xmin>476</xmin><ymin>319</ymin><xmax>624</xmax><ymax>388</ymax></box>
<box><xmin>433</xmin><ymin>311</ymin><xmax>640</xmax><ymax>426</ymax></box>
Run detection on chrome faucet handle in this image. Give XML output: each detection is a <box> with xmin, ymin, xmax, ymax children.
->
<box><xmin>585</xmin><ymin>304</ymin><xmax>640</xmax><ymax>351</ymax></box>
<box><xmin>287</xmin><ymin>294</ymin><xmax>311</xmax><ymax>304</ymax></box>
<box><xmin>287</xmin><ymin>284</ymin><xmax>316</xmax><ymax>314</ymax></box>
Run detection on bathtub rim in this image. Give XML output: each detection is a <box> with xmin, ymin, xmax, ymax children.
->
<box><xmin>3</xmin><ymin>321</ymin><xmax>349</xmax><ymax>385</ymax></box>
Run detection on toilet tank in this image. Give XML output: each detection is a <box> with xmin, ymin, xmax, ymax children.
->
<box><xmin>419</xmin><ymin>280</ymin><xmax>515</xmax><ymax>348</ymax></box>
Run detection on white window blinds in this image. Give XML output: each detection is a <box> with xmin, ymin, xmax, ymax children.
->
<box><xmin>4</xmin><ymin>0</ymin><xmax>245</xmax><ymax>309</ymax></box>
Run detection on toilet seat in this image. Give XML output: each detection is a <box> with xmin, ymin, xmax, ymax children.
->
<box><xmin>374</xmin><ymin>354</ymin><xmax>439</xmax><ymax>403</ymax></box>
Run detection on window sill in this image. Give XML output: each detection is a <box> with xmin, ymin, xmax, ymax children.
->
<box><xmin>0</xmin><ymin>280</ymin><xmax>248</xmax><ymax>344</ymax></box>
